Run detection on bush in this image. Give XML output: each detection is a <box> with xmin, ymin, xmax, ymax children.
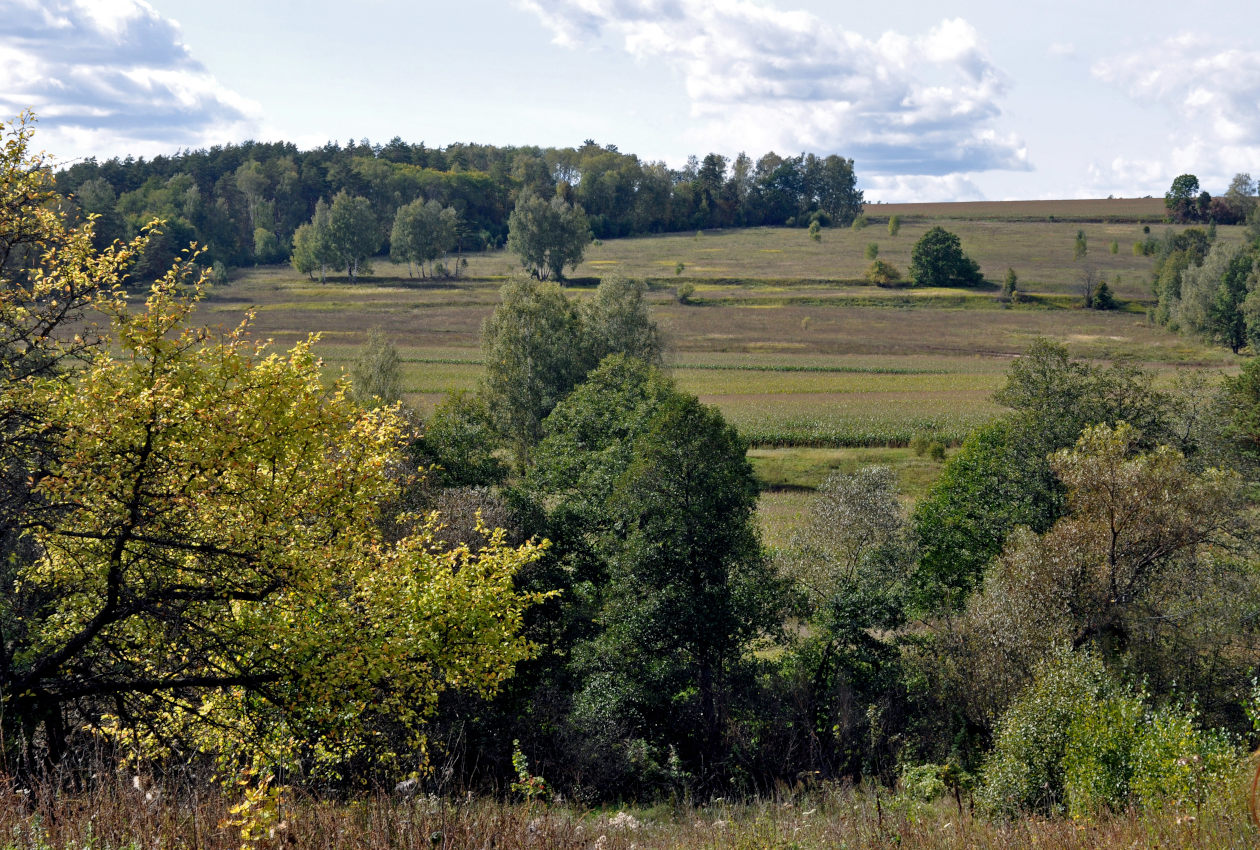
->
<box><xmin>865</xmin><ymin>242</ymin><xmax>879</xmax><ymax>260</ymax></box>
<box><xmin>979</xmin><ymin>651</ymin><xmax>1241</xmax><ymax>818</ymax></box>
<box><xmin>851</xmin><ymin>214</ymin><xmax>868</xmax><ymax>231</ymax></box>
<box><xmin>900</xmin><ymin>763</ymin><xmax>947</xmax><ymax>801</ymax></box>
<box><xmin>888</xmin><ymin>214</ymin><xmax>901</xmax><ymax>237</ymax></box>
<box><xmin>677</xmin><ymin>281</ymin><xmax>696</xmax><ymax>304</ymax></box>
<box><xmin>928</xmin><ymin>441</ymin><xmax>946</xmax><ymax>461</ymax></box>
<box><xmin>910</xmin><ymin>433</ymin><xmax>931</xmax><ymax>456</ymax></box>
<box><xmin>1092</xmin><ymin>280</ymin><xmax>1117</xmax><ymax>310</ymax></box>
<box><xmin>809</xmin><ymin>219</ymin><xmax>822</xmax><ymax>242</ymax></box>
<box><xmin>865</xmin><ymin>258</ymin><xmax>902</xmax><ymax>286</ymax></box>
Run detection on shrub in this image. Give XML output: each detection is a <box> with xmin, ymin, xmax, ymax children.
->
<box><xmin>928</xmin><ymin>441</ymin><xmax>946</xmax><ymax>461</ymax></box>
<box><xmin>979</xmin><ymin>651</ymin><xmax>1241</xmax><ymax>818</ymax></box>
<box><xmin>865</xmin><ymin>242</ymin><xmax>879</xmax><ymax>260</ymax></box>
<box><xmin>674</xmin><ymin>261</ymin><xmax>685</xmax><ymax>276</ymax></box>
<box><xmin>1110</xmin><ymin>239</ymin><xmax>1119</xmax><ymax>254</ymax></box>
<box><xmin>1092</xmin><ymin>280</ymin><xmax>1117</xmax><ymax>310</ymax></box>
<box><xmin>888</xmin><ymin>214</ymin><xmax>901</xmax><ymax>236</ymax></box>
<box><xmin>900</xmin><ymin>763</ymin><xmax>947</xmax><ymax>801</ymax></box>
<box><xmin>865</xmin><ymin>258</ymin><xmax>902</xmax><ymax>286</ymax></box>
<box><xmin>851</xmin><ymin>213</ymin><xmax>867</xmax><ymax>231</ymax></box>
<box><xmin>910</xmin><ymin>433</ymin><xmax>931</xmax><ymax>456</ymax></box>
<box><xmin>809</xmin><ymin>219</ymin><xmax>822</xmax><ymax>242</ymax></box>
<box><xmin>677</xmin><ymin>281</ymin><xmax>696</xmax><ymax>304</ymax></box>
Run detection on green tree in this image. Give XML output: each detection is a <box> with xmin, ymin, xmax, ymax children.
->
<box><xmin>507</xmin><ymin>194</ymin><xmax>591</xmax><ymax>281</ymax></box>
<box><xmin>1073</xmin><ymin>229</ymin><xmax>1087</xmax><ymax>261</ymax></box>
<box><xmin>349</xmin><ymin>328</ymin><xmax>403</xmax><ymax>408</ymax></box>
<box><xmin>581</xmin><ymin>275</ymin><xmax>663</xmax><ymax>366</ymax></box>
<box><xmin>390</xmin><ymin>198</ymin><xmax>458</xmax><ymax>278</ymax></box>
<box><xmin>412</xmin><ymin>390</ymin><xmax>506</xmax><ymax>488</ymax></box>
<box><xmin>909</xmin><ymin>226</ymin><xmax>983</xmax><ymax>287</ymax></box>
<box><xmin>480</xmin><ymin>276</ymin><xmax>592</xmax><ymax>464</ymax></box>
<box><xmin>326</xmin><ymin>190</ymin><xmax>380</xmax><ymax>281</ymax></box>
<box><xmin>1091</xmin><ymin>279</ymin><xmax>1117</xmax><ymax>310</ymax></box>
<box><xmin>888</xmin><ymin>214</ymin><xmax>901</xmax><ymax>237</ymax></box>
<box><xmin>1178</xmin><ymin>240</ymin><xmax>1255</xmax><ymax>352</ymax></box>
<box><xmin>1165</xmin><ymin>174</ymin><xmax>1201</xmax><ymax>223</ymax></box>
<box><xmin>912</xmin><ymin>339</ymin><xmax>1175</xmax><ymax>607</ymax></box>
<box><xmin>778</xmin><ymin>466</ymin><xmax>915</xmax><ymax>774</ymax></box>
<box><xmin>0</xmin><ymin>115</ymin><xmax>546</xmax><ymax>777</ymax></box>
<box><xmin>529</xmin><ymin>356</ymin><xmax>782</xmax><ymax>786</ymax></box>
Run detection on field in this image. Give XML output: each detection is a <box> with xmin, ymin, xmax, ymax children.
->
<box><xmin>197</xmin><ymin>202</ymin><xmax>1240</xmax><ymax>541</ymax></box>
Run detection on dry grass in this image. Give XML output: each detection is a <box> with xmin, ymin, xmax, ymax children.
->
<box><xmin>2</xmin><ymin>776</ymin><xmax>1255</xmax><ymax>850</ymax></box>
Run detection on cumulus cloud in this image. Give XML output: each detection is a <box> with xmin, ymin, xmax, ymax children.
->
<box><xmin>863</xmin><ymin>173</ymin><xmax>986</xmax><ymax>203</ymax></box>
<box><xmin>0</xmin><ymin>0</ymin><xmax>259</xmax><ymax>162</ymax></box>
<box><xmin>1093</xmin><ymin>35</ymin><xmax>1260</xmax><ymax>191</ymax></box>
<box><xmin>517</xmin><ymin>0</ymin><xmax>1027</xmax><ymax>179</ymax></box>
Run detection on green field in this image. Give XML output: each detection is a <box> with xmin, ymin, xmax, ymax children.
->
<box><xmin>199</xmin><ymin>207</ymin><xmax>1240</xmax><ymax>540</ymax></box>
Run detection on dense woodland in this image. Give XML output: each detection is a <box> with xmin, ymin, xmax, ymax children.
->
<box><xmin>53</xmin><ymin>133</ymin><xmax>863</xmax><ymax>276</ymax></box>
<box><xmin>7</xmin><ymin>112</ymin><xmax>1260</xmax><ymax>845</ymax></box>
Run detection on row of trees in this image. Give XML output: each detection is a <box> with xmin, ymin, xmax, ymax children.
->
<box><xmin>1165</xmin><ymin>172</ymin><xmax>1258</xmax><ymax>225</ymax></box>
<box><xmin>56</xmin><ymin>134</ymin><xmax>862</xmax><ymax>275</ymax></box>
<box><xmin>1149</xmin><ymin>214</ymin><xmax>1260</xmax><ymax>351</ymax></box>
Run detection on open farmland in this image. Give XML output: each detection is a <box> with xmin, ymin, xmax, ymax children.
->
<box><xmin>198</xmin><ymin>203</ymin><xmax>1240</xmax><ymax>540</ymax></box>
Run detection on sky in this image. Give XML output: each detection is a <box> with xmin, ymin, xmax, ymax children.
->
<box><xmin>1</xmin><ymin>0</ymin><xmax>1258</xmax><ymax>202</ymax></box>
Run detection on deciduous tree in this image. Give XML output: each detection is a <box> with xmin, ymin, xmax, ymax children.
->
<box><xmin>506</xmin><ymin>195</ymin><xmax>591</xmax><ymax>281</ymax></box>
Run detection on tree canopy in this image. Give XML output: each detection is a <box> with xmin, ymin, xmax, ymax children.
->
<box><xmin>909</xmin><ymin>226</ymin><xmax>984</xmax><ymax>287</ymax></box>
<box><xmin>506</xmin><ymin>195</ymin><xmax>591</xmax><ymax>281</ymax></box>
<box><xmin>0</xmin><ymin>113</ymin><xmax>546</xmax><ymax>779</ymax></box>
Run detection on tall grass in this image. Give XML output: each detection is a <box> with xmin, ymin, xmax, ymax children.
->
<box><xmin>1</xmin><ymin>774</ymin><xmax>1255</xmax><ymax>850</ymax></box>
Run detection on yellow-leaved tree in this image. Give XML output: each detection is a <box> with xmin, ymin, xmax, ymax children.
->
<box><xmin>0</xmin><ymin>113</ymin><xmax>547</xmax><ymax>781</ymax></box>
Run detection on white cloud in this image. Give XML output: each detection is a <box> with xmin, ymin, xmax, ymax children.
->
<box><xmin>1093</xmin><ymin>35</ymin><xmax>1260</xmax><ymax>192</ymax></box>
<box><xmin>1047</xmin><ymin>42</ymin><xmax>1075</xmax><ymax>57</ymax></box>
<box><xmin>863</xmin><ymin>173</ymin><xmax>986</xmax><ymax>203</ymax></box>
<box><xmin>0</xmin><ymin>0</ymin><xmax>259</xmax><ymax>162</ymax></box>
<box><xmin>518</xmin><ymin>0</ymin><xmax>1027</xmax><ymax>178</ymax></box>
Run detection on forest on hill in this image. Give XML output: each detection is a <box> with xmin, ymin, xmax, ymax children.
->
<box><xmin>53</xmin><ymin>133</ymin><xmax>862</xmax><ymax>275</ymax></box>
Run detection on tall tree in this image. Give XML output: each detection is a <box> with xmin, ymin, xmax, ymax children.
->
<box><xmin>506</xmin><ymin>195</ymin><xmax>591</xmax><ymax>281</ymax></box>
<box><xmin>480</xmin><ymin>276</ymin><xmax>592</xmax><ymax>464</ymax></box>
<box><xmin>325</xmin><ymin>190</ymin><xmax>380</xmax><ymax>281</ymax></box>
<box><xmin>390</xmin><ymin>198</ymin><xmax>458</xmax><ymax>278</ymax></box>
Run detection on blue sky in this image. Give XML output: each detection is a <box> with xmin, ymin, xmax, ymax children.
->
<box><xmin>2</xmin><ymin>0</ymin><xmax>1257</xmax><ymax>202</ymax></box>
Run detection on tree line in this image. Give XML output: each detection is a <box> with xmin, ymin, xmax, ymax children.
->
<box><xmin>55</xmin><ymin>134</ymin><xmax>861</xmax><ymax>277</ymax></box>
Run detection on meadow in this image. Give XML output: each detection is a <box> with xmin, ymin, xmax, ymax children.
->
<box><xmin>199</xmin><ymin>202</ymin><xmax>1240</xmax><ymax>541</ymax></box>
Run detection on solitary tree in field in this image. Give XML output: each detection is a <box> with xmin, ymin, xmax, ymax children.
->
<box><xmin>909</xmin><ymin>226</ymin><xmax>983</xmax><ymax>287</ymax></box>
<box><xmin>507</xmin><ymin>195</ymin><xmax>591</xmax><ymax>281</ymax></box>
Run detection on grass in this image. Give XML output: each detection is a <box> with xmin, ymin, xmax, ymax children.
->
<box><xmin>3</xmin><ymin>774</ymin><xmax>1256</xmax><ymax>849</ymax></box>
<box><xmin>199</xmin><ymin>214</ymin><xmax>1242</xmax><ymax>543</ymax></box>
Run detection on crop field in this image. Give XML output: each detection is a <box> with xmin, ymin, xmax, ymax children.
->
<box><xmin>198</xmin><ymin>204</ymin><xmax>1240</xmax><ymax>540</ymax></box>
